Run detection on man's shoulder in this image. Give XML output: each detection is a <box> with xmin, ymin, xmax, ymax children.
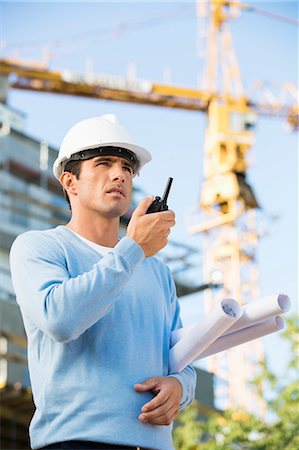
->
<box><xmin>13</xmin><ymin>226</ymin><xmax>62</xmax><ymax>242</ymax></box>
<box><xmin>10</xmin><ymin>226</ymin><xmax>66</xmax><ymax>256</ymax></box>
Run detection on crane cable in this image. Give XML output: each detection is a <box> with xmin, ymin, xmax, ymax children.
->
<box><xmin>2</xmin><ymin>4</ymin><xmax>194</xmax><ymax>52</ymax></box>
<box><xmin>3</xmin><ymin>2</ymin><xmax>298</xmax><ymax>53</ymax></box>
<box><xmin>229</xmin><ymin>1</ymin><xmax>299</xmax><ymax>26</ymax></box>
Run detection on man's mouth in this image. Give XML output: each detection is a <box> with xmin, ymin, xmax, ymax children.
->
<box><xmin>106</xmin><ymin>187</ymin><xmax>126</xmax><ymax>197</ymax></box>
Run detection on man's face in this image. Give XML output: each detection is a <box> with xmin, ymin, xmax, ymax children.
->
<box><xmin>69</xmin><ymin>155</ymin><xmax>134</xmax><ymax>218</ymax></box>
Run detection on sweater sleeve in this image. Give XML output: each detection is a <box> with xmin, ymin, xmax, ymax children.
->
<box><xmin>9</xmin><ymin>231</ymin><xmax>144</xmax><ymax>343</ymax></box>
<box><xmin>166</xmin><ymin>268</ymin><xmax>197</xmax><ymax>409</ymax></box>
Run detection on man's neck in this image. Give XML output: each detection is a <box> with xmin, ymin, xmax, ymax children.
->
<box><xmin>66</xmin><ymin>214</ymin><xmax>120</xmax><ymax>247</ymax></box>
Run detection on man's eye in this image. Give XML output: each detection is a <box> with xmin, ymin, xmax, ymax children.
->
<box><xmin>124</xmin><ymin>166</ymin><xmax>133</xmax><ymax>174</ymax></box>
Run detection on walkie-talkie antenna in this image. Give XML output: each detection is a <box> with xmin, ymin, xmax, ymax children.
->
<box><xmin>162</xmin><ymin>177</ymin><xmax>173</xmax><ymax>204</ymax></box>
<box><xmin>146</xmin><ymin>177</ymin><xmax>174</xmax><ymax>214</ymax></box>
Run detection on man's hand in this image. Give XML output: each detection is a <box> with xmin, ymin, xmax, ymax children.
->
<box><xmin>134</xmin><ymin>376</ymin><xmax>182</xmax><ymax>426</ymax></box>
<box><xmin>127</xmin><ymin>197</ymin><xmax>175</xmax><ymax>257</ymax></box>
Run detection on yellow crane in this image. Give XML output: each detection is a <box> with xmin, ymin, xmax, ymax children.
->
<box><xmin>0</xmin><ymin>0</ymin><xmax>297</xmax><ymax>414</ymax></box>
<box><xmin>194</xmin><ymin>0</ymin><xmax>263</xmax><ymax>413</ymax></box>
<box><xmin>0</xmin><ymin>57</ymin><xmax>297</xmax><ymax>129</ymax></box>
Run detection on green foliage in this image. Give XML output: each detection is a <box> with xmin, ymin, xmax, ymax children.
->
<box><xmin>173</xmin><ymin>405</ymin><xmax>203</xmax><ymax>450</ymax></box>
<box><xmin>173</xmin><ymin>315</ymin><xmax>299</xmax><ymax>450</ymax></box>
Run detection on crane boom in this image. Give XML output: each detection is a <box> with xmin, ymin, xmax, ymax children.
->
<box><xmin>0</xmin><ymin>59</ymin><xmax>298</xmax><ymax>130</ymax></box>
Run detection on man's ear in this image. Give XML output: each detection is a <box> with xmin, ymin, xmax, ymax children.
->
<box><xmin>60</xmin><ymin>172</ymin><xmax>78</xmax><ymax>197</ymax></box>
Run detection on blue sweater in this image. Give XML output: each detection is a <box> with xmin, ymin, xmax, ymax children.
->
<box><xmin>10</xmin><ymin>226</ymin><xmax>196</xmax><ymax>450</ymax></box>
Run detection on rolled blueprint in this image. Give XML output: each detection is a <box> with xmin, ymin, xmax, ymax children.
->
<box><xmin>224</xmin><ymin>294</ymin><xmax>290</xmax><ymax>335</ymax></box>
<box><xmin>171</xmin><ymin>293</ymin><xmax>291</xmax><ymax>346</ymax></box>
<box><xmin>194</xmin><ymin>316</ymin><xmax>285</xmax><ymax>361</ymax></box>
<box><xmin>169</xmin><ymin>298</ymin><xmax>242</xmax><ymax>374</ymax></box>
<box><xmin>171</xmin><ymin>325</ymin><xmax>194</xmax><ymax>346</ymax></box>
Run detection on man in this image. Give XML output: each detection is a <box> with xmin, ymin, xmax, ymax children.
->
<box><xmin>10</xmin><ymin>114</ymin><xmax>196</xmax><ymax>450</ymax></box>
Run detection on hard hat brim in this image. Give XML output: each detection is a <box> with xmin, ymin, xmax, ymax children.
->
<box><xmin>53</xmin><ymin>141</ymin><xmax>151</xmax><ymax>180</ymax></box>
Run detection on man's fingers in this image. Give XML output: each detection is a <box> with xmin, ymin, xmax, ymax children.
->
<box><xmin>134</xmin><ymin>377</ymin><xmax>160</xmax><ymax>392</ymax></box>
<box><xmin>132</xmin><ymin>199</ymin><xmax>175</xmax><ymax>222</ymax></box>
<box><xmin>139</xmin><ymin>403</ymin><xmax>179</xmax><ymax>425</ymax></box>
<box><xmin>135</xmin><ymin>376</ymin><xmax>182</xmax><ymax>426</ymax></box>
<box><xmin>159</xmin><ymin>209</ymin><xmax>175</xmax><ymax>220</ymax></box>
<box><xmin>134</xmin><ymin>383</ymin><xmax>150</xmax><ymax>392</ymax></box>
<box><xmin>134</xmin><ymin>377</ymin><xmax>161</xmax><ymax>391</ymax></box>
<box><xmin>141</xmin><ymin>391</ymin><xmax>169</xmax><ymax>412</ymax></box>
<box><xmin>127</xmin><ymin>200</ymin><xmax>176</xmax><ymax>257</ymax></box>
<box><xmin>132</xmin><ymin>196</ymin><xmax>154</xmax><ymax>217</ymax></box>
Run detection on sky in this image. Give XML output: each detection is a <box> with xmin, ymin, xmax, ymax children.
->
<box><xmin>0</xmin><ymin>1</ymin><xmax>298</xmax><ymax>385</ymax></box>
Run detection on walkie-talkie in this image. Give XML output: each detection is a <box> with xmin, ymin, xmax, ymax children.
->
<box><xmin>146</xmin><ymin>177</ymin><xmax>173</xmax><ymax>214</ymax></box>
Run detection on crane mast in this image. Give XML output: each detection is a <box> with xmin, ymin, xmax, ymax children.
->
<box><xmin>193</xmin><ymin>0</ymin><xmax>265</xmax><ymax>413</ymax></box>
<box><xmin>192</xmin><ymin>98</ymin><xmax>265</xmax><ymax>412</ymax></box>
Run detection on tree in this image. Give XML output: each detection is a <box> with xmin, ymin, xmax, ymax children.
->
<box><xmin>173</xmin><ymin>316</ymin><xmax>299</xmax><ymax>450</ymax></box>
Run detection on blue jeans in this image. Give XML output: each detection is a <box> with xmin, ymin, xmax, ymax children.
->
<box><xmin>37</xmin><ymin>441</ymin><xmax>145</xmax><ymax>450</ymax></box>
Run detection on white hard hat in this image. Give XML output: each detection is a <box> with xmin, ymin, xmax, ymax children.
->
<box><xmin>53</xmin><ymin>114</ymin><xmax>152</xmax><ymax>179</ymax></box>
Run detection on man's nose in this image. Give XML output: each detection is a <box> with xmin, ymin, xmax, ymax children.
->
<box><xmin>110</xmin><ymin>164</ymin><xmax>125</xmax><ymax>182</ymax></box>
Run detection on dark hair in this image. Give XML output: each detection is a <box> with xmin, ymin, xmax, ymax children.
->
<box><xmin>63</xmin><ymin>160</ymin><xmax>83</xmax><ymax>209</ymax></box>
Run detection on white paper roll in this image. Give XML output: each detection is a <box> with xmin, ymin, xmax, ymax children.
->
<box><xmin>171</xmin><ymin>293</ymin><xmax>291</xmax><ymax>346</ymax></box>
<box><xmin>194</xmin><ymin>316</ymin><xmax>285</xmax><ymax>361</ymax></box>
<box><xmin>171</xmin><ymin>325</ymin><xmax>193</xmax><ymax>346</ymax></box>
<box><xmin>169</xmin><ymin>298</ymin><xmax>242</xmax><ymax>374</ymax></box>
<box><xmin>224</xmin><ymin>294</ymin><xmax>290</xmax><ymax>335</ymax></box>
